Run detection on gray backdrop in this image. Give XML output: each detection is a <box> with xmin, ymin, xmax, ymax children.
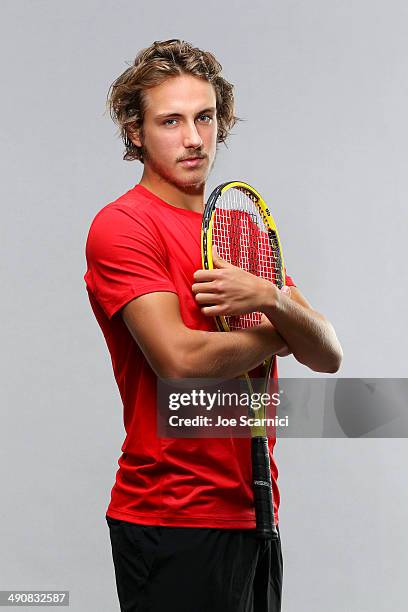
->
<box><xmin>1</xmin><ymin>1</ymin><xmax>407</xmax><ymax>610</ymax></box>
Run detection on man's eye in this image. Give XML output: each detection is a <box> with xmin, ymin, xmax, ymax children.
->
<box><xmin>163</xmin><ymin>115</ymin><xmax>213</xmax><ymax>126</ymax></box>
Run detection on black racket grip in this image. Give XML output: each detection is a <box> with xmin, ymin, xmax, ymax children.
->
<box><xmin>251</xmin><ymin>437</ymin><xmax>279</xmax><ymax>540</ymax></box>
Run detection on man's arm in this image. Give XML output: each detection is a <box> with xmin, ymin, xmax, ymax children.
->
<box><xmin>260</xmin><ymin>285</ymin><xmax>343</xmax><ymax>373</ymax></box>
<box><xmin>121</xmin><ymin>292</ymin><xmax>288</xmax><ymax>379</ymax></box>
<box><xmin>192</xmin><ymin>249</ymin><xmax>343</xmax><ymax>374</ymax></box>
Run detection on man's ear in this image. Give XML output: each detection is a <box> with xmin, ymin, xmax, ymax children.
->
<box><xmin>127</xmin><ymin>126</ymin><xmax>143</xmax><ymax>148</ymax></box>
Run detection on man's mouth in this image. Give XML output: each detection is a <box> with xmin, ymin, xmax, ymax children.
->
<box><xmin>179</xmin><ymin>157</ymin><xmax>205</xmax><ymax>167</ymax></box>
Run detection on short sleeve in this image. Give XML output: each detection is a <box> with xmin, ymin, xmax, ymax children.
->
<box><xmin>84</xmin><ymin>206</ymin><xmax>177</xmax><ymax>319</ymax></box>
<box><xmin>284</xmin><ymin>268</ymin><xmax>296</xmax><ymax>287</ymax></box>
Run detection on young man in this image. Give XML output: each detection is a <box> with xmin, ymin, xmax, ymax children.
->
<box><xmin>84</xmin><ymin>39</ymin><xmax>342</xmax><ymax>612</ymax></box>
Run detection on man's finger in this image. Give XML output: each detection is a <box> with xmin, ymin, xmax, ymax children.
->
<box><xmin>192</xmin><ymin>281</ymin><xmax>219</xmax><ymax>294</ymax></box>
<box><xmin>212</xmin><ymin>246</ymin><xmax>230</xmax><ymax>269</ymax></box>
<box><xmin>194</xmin><ymin>293</ymin><xmax>220</xmax><ymax>304</ymax></box>
<box><xmin>193</xmin><ymin>269</ymin><xmax>222</xmax><ymax>282</ymax></box>
<box><xmin>201</xmin><ymin>304</ymin><xmax>228</xmax><ymax>316</ymax></box>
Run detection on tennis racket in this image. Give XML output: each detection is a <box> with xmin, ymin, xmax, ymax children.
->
<box><xmin>201</xmin><ymin>180</ymin><xmax>286</xmax><ymax>540</ymax></box>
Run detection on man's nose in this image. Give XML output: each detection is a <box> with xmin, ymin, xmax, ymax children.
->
<box><xmin>183</xmin><ymin>121</ymin><xmax>203</xmax><ymax>149</ymax></box>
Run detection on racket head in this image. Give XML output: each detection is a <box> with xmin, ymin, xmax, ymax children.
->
<box><xmin>201</xmin><ymin>181</ymin><xmax>286</xmax><ymax>334</ymax></box>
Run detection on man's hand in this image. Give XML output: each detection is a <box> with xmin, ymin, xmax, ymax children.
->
<box><xmin>192</xmin><ymin>246</ymin><xmax>284</xmax><ymax>317</ymax></box>
<box><xmin>192</xmin><ymin>246</ymin><xmax>342</xmax><ymax>373</ymax></box>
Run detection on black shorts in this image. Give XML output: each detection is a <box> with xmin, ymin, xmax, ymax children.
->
<box><xmin>106</xmin><ymin>516</ymin><xmax>283</xmax><ymax>612</ymax></box>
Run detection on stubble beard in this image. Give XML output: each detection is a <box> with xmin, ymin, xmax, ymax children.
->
<box><xmin>141</xmin><ymin>142</ymin><xmax>218</xmax><ymax>194</ymax></box>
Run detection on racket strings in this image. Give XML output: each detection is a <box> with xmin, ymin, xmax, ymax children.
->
<box><xmin>213</xmin><ymin>187</ymin><xmax>283</xmax><ymax>331</ymax></box>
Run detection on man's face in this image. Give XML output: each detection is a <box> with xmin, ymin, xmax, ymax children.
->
<box><xmin>132</xmin><ymin>73</ymin><xmax>218</xmax><ymax>190</ymax></box>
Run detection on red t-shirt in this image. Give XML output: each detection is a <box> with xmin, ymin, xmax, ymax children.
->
<box><xmin>84</xmin><ymin>183</ymin><xmax>296</xmax><ymax>528</ymax></box>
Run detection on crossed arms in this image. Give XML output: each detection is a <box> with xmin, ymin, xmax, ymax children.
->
<box><xmin>121</xmin><ymin>250</ymin><xmax>343</xmax><ymax>379</ymax></box>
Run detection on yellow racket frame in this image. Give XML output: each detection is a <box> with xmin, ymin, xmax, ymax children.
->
<box><xmin>201</xmin><ymin>181</ymin><xmax>286</xmax><ymax>437</ymax></box>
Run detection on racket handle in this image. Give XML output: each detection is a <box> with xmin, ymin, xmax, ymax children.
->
<box><xmin>251</xmin><ymin>437</ymin><xmax>279</xmax><ymax>540</ymax></box>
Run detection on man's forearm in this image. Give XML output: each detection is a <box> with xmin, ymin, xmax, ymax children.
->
<box><xmin>176</xmin><ymin>324</ymin><xmax>287</xmax><ymax>379</ymax></box>
<box><xmin>260</xmin><ymin>288</ymin><xmax>343</xmax><ymax>373</ymax></box>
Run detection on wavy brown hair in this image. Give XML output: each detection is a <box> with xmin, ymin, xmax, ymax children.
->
<box><xmin>106</xmin><ymin>39</ymin><xmax>241</xmax><ymax>163</ymax></box>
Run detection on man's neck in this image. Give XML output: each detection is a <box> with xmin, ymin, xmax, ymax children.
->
<box><xmin>139</xmin><ymin>176</ymin><xmax>205</xmax><ymax>213</ymax></box>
